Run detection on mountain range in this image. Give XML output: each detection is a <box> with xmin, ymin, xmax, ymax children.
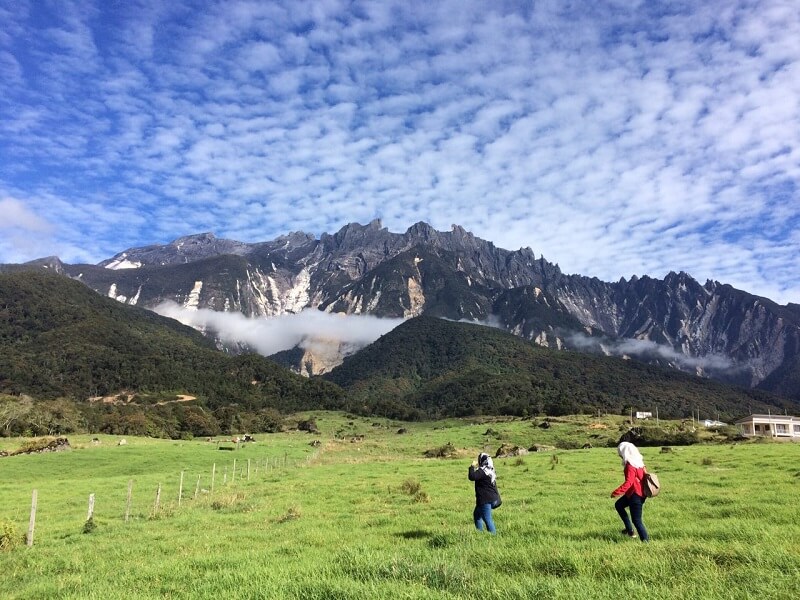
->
<box><xmin>0</xmin><ymin>272</ymin><xmax>789</xmax><ymax>434</ymax></box>
<box><xmin>4</xmin><ymin>220</ymin><xmax>800</xmax><ymax>403</ymax></box>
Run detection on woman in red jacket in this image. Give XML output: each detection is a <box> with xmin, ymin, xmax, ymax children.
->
<box><xmin>611</xmin><ymin>441</ymin><xmax>650</xmax><ymax>542</ymax></box>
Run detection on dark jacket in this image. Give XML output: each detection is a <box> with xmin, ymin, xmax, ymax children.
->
<box><xmin>468</xmin><ymin>465</ymin><xmax>500</xmax><ymax>506</ymax></box>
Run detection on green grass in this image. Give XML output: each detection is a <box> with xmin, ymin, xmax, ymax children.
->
<box><xmin>1</xmin><ymin>413</ymin><xmax>799</xmax><ymax>599</ymax></box>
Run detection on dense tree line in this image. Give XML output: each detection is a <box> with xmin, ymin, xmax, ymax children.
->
<box><xmin>0</xmin><ymin>393</ymin><xmax>289</xmax><ymax>439</ymax></box>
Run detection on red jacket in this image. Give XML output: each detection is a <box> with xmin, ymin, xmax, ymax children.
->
<box><xmin>611</xmin><ymin>463</ymin><xmax>645</xmax><ymax>498</ymax></box>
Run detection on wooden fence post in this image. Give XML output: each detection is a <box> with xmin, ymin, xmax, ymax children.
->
<box><xmin>178</xmin><ymin>471</ymin><xmax>184</xmax><ymax>507</ymax></box>
<box><xmin>87</xmin><ymin>493</ymin><xmax>95</xmax><ymax>521</ymax></box>
<box><xmin>211</xmin><ymin>463</ymin><xmax>216</xmax><ymax>493</ymax></box>
<box><xmin>153</xmin><ymin>483</ymin><xmax>162</xmax><ymax>514</ymax></box>
<box><xmin>26</xmin><ymin>489</ymin><xmax>37</xmax><ymax>547</ymax></box>
<box><xmin>223</xmin><ymin>466</ymin><xmax>227</xmax><ymax>485</ymax></box>
<box><xmin>232</xmin><ymin>459</ymin><xmax>237</xmax><ymax>483</ymax></box>
<box><xmin>125</xmin><ymin>480</ymin><xmax>133</xmax><ymax>522</ymax></box>
<box><xmin>194</xmin><ymin>474</ymin><xmax>201</xmax><ymax>500</ymax></box>
<box><xmin>247</xmin><ymin>458</ymin><xmax>251</xmax><ymax>480</ymax></box>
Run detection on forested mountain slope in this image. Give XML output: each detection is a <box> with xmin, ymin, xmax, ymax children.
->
<box><xmin>324</xmin><ymin>316</ymin><xmax>793</xmax><ymax>420</ymax></box>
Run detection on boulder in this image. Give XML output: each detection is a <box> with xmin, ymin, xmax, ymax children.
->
<box><xmin>495</xmin><ymin>444</ymin><xmax>528</xmax><ymax>458</ymax></box>
<box><xmin>298</xmin><ymin>419</ymin><xmax>319</xmax><ymax>433</ymax></box>
<box><xmin>528</xmin><ymin>444</ymin><xmax>555</xmax><ymax>452</ymax></box>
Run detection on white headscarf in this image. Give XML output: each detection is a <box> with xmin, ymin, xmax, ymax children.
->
<box><xmin>617</xmin><ymin>442</ymin><xmax>645</xmax><ymax>469</ymax></box>
<box><xmin>478</xmin><ymin>452</ymin><xmax>496</xmax><ymax>484</ymax></box>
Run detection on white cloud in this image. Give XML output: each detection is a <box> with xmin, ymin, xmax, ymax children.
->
<box><xmin>0</xmin><ymin>197</ymin><xmax>57</xmax><ymax>262</ymax></box>
<box><xmin>567</xmin><ymin>332</ymin><xmax>737</xmax><ymax>373</ymax></box>
<box><xmin>0</xmin><ymin>197</ymin><xmax>52</xmax><ymax>233</ymax></box>
<box><xmin>0</xmin><ymin>0</ymin><xmax>798</xmax><ymax>305</ymax></box>
<box><xmin>153</xmin><ymin>302</ymin><xmax>404</xmax><ymax>357</ymax></box>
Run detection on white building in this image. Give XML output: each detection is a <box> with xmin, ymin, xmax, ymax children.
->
<box><xmin>735</xmin><ymin>414</ymin><xmax>800</xmax><ymax>438</ymax></box>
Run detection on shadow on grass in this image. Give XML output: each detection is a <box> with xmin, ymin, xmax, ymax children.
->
<box><xmin>560</xmin><ymin>529</ymin><xmax>649</xmax><ymax>544</ymax></box>
<box><xmin>396</xmin><ymin>529</ymin><xmax>432</xmax><ymax>540</ymax></box>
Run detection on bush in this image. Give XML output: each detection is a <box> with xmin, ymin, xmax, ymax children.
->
<box><xmin>82</xmin><ymin>517</ymin><xmax>96</xmax><ymax>534</ymax></box>
<box><xmin>276</xmin><ymin>506</ymin><xmax>302</xmax><ymax>523</ymax></box>
<box><xmin>423</xmin><ymin>442</ymin><xmax>458</xmax><ymax>458</ymax></box>
<box><xmin>398</xmin><ymin>479</ymin><xmax>429</xmax><ymax>503</ymax></box>
<box><xmin>15</xmin><ymin>437</ymin><xmax>57</xmax><ymax>453</ymax></box>
<box><xmin>298</xmin><ymin>419</ymin><xmax>319</xmax><ymax>433</ymax></box>
<box><xmin>619</xmin><ymin>426</ymin><xmax>700</xmax><ymax>446</ymax></box>
<box><xmin>400</xmin><ymin>478</ymin><xmax>422</xmax><ymax>495</ymax></box>
<box><xmin>412</xmin><ymin>490</ymin><xmax>430</xmax><ymax>503</ymax></box>
<box><xmin>0</xmin><ymin>519</ymin><xmax>21</xmax><ymax>551</ymax></box>
<box><xmin>210</xmin><ymin>492</ymin><xmax>247</xmax><ymax>511</ymax></box>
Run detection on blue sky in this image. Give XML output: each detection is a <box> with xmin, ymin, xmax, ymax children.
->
<box><xmin>1</xmin><ymin>0</ymin><xmax>799</xmax><ymax>305</ymax></box>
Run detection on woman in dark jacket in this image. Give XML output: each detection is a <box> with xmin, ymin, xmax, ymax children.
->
<box><xmin>468</xmin><ymin>452</ymin><xmax>501</xmax><ymax>534</ymax></box>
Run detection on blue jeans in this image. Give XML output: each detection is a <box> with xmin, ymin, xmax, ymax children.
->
<box><xmin>474</xmin><ymin>503</ymin><xmax>496</xmax><ymax>534</ymax></box>
<box><xmin>615</xmin><ymin>494</ymin><xmax>649</xmax><ymax>541</ymax></box>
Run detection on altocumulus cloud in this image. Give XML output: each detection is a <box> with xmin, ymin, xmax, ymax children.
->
<box><xmin>0</xmin><ymin>1</ymin><xmax>799</xmax><ymax>304</ymax></box>
<box><xmin>153</xmin><ymin>302</ymin><xmax>404</xmax><ymax>357</ymax></box>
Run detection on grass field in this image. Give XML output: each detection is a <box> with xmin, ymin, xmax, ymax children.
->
<box><xmin>1</xmin><ymin>412</ymin><xmax>799</xmax><ymax>599</ymax></box>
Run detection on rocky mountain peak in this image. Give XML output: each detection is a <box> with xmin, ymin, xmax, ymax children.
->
<box><xmin>172</xmin><ymin>232</ymin><xmax>216</xmax><ymax>245</ymax></box>
<box><xmin>321</xmin><ymin>220</ymin><xmax>389</xmax><ymax>252</ymax></box>
<box><xmin>23</xmin><ymin>256</ymin><xmax>65</xmax><ymax>273</ymax></box>
<box><xmin>405</xmin><ymin>221</ymin><xmax>438</xmax><ymax>242</ymax></box>
<box><xmin>5</xmin><ymin>220</ymin><xmax>799</xmax><ymax>402</ymax></box>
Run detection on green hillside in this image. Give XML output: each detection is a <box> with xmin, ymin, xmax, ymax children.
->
<box><xmin>324</xmin><ymin>316</ymin><xmax>793</xmax><ymax>420</ymax></box>
<box><xmin>0</xmin><ymin>271</ymin><xmax>345</xmax><ymax>437</ymax></box>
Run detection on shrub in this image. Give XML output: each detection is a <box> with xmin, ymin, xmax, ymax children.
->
<box><xmin>13</xmin><ymin>437</ymin><xmax>71</xmax><ymax>455</ymax></box>
<box><xmin>619</xmin><ymin>426</ymin><xmax>700</xmax><ymax>446</ymax></box>
<box><xmin>400</xmin><ymin>478</ymin><xmax>422</xmax><ymax>495</ymax></box>
<box><xmin>423</xmin><ymin>442</ymin><xmax>458</xmax><ymax>458</ymax></box>
<box><xmin>0</xmin><ymin>519</ymin><xmax>20</xmax><ymax>551</ymax></box>
<box><xmin>210</xmin><ymin>492</ymin><xmax>247</xmax><ymax>511</ymax></box>
<box><xmin>276</xmin><ymin>506</ymin><xmax>302</xmax><ymax>523</ymax></box>
<box><xmin>298</xmin><ymin>419</ymin><xmax>319</xmax><ymax>433</ymax></box>
<box><xmin>82</xmin><ymin>517</ymin><xmax>96</xmax><ymax>534</ymax></box>
<box><xmin>412</xmin><ymin>490</ymin><xmax>430</xmax><ymax>504</ymax></box>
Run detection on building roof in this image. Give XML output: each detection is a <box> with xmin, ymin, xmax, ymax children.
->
<box><xmin>735</xmin><ymin>414</ymin><xmax>799</xmax><ymax>424</ymax></box>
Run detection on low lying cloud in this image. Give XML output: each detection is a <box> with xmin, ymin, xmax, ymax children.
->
<box><xmin>153</xmin><ymin>302</ymin><xmax>405</xmax><ymax>357</ymax></box>
<box><xmin>453</xmin><ymin>315</ymin><xmax>505</xmax><ymax>329</ymax></box>
<box><xmin>567</xmin><ymin>332</ymin><xmax>737</xmax><ymax>372</ymax></box>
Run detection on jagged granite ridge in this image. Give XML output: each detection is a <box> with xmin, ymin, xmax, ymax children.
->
<box><xmin>3</xmin><ymin>220</ymin><xmax>799</xmax><ymax>400</ymax></box>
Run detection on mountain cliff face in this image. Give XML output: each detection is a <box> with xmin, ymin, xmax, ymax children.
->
<box><xmin>6</xmin><ymin>220</ymin><xmax>799</xmax><ymax>399</ymax></box>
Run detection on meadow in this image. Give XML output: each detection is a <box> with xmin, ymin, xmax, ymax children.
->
<box><xmin>1</xmin><ymin>412</ymin><xmax>798</xmax><ymax>599</ymax></box>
